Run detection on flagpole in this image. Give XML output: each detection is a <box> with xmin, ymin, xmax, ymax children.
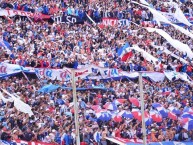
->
<box><xmin>139</xmin><ymin>72</ymin><xmax>147</xmax><ymax>145</ymax></box>
<box><xmin>72</xmin><ymin>69</ymin><xmax>80</xmax><ymax>145</ymax></box>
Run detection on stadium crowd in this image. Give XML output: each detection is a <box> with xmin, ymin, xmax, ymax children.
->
<box><xmin>1</xmin><ymin>0</ymin><xmax>193</xmax><ymax>145</ymax></box>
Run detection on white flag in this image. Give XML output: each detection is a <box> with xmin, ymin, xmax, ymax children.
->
<box><xmin>1</xmin><ymin>89</ymin><xmax>34</xmax><ymax>117</ymax></box>
<box><xmin>132</xmin><ymin>45</ymin><xmax>158</xmax><ymax>64</ymax></box>
<box><xmin>146</xmin><ymin>27</ymin><xmax>193</xmax><ymax>59</ymax></box>
<box><xmin>0</xmin><ymin>91</ymin><xmax>13</xmax><ymax>103</ymax></box>
<box><xmin>140</xmin><ymin>0</ymin><xmax>149</xmax><ymax>5</ymax></box>
<box><xmin>174</xmin><ymin>7</ymin><xmax>192</xmax><ymax>26</ymax></box>
<box><xmin>132</xmin><ymin>1</ymin><xmax>193</xmax><ymax>39</ymax></box>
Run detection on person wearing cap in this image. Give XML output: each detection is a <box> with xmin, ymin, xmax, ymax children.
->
<box><xmin>150</xmin><ymin>129</ymin><xmax>157</xmax><ymax>142</ymax></box>
<box><xmin>11</xmin><ymin>130</ymin><xmax>19</xmax><ymax>140</ymax></box>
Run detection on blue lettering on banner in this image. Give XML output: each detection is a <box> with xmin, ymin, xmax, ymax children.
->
<box><xmin>92</xmin><ymin>68</ymin><xmax>98</xmax><ymax>73</ymax></box>
<box><xmin>111</xmin><ymin>69</ymin><xmax>118</xmax><ymax>76</ymax></box>
<box><xmin>45</xmin><ymin>69</ymin><xmax>52</xmax><ymax>78</ymax></box>
<box><xmin>118</xmin><ymin>19</ymin><xmax>130</xmax><ymax>26</ymax></box>
<box><xmin>104</xmin><ymin>70</ymin><xmax>108</xmax><ymax>75</ymax></box>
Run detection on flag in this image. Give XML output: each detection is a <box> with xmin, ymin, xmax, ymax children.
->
<box><xmin>94</xmin><ymin>132</ymin><xmax>101</xmax><ymax>142</ymax></box>
<box><xmin>38</xmin><ymin>84</ymin><xmax>60</xmax><ymax>93</ymax></box>
<box><xmin>133</xmin><ymin>1</ymin><xmax>193</xmax><ymax>39</ymax></box>
<box><xmin>1</xmin><ymin>89</ymin><xmax>34</xmax><ymax>117</ymax></box>
<box><xmin>0</xmin><ymin>91</ymin><xmax>13</xmax><ymax>103</ymax></box>
<box><xmin>174</xmin><ymin>7</ymin><xmax>192</xmax><ymax>26</ymax></box>
<box><xmin>140</xmin><ymin>0</ymin><xmax>149</xmax><ymax>5</ymax></box>
<box><xmin>0</xmin><ymin>140</ymin><xmax>10</xmax><ymax>145</ymax></box>
<box><xmin>0</xmin><ymin>40</ymin><xmax>13</xmax><ymax>51</ymax></box>
<box><xmin>121</xmin><ymin>47</ymin><xmax>133</xmax><ymax>61</ymax></box>
<box><xmin>103</xmin><ymin>102</ymin><xmax>117</xmax><ymax>111</ymax></box>
<box><xmin>0</xmin><ymin>38</ymin><xmax>12</xmax><ymax>54</ymax></box>
<box><xmin>181</xmin><ymin>118</ymin><xmax>193</xmax><ymax>131</ymax></box>
<box><xmin>131</xmin><ymin>1</ymin><xmax>170</xmax><ymax>26</ymax></box>
<box><xmin>117</xmin><ymin>42</ymin><xmax>130</xmax><ymax>56</ymax></box>
<box><xmin>146</xmin><ymin>28</ymin><xmax>193</xmax><ymax>59</ymax></box>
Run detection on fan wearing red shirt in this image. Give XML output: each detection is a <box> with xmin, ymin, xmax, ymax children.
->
<box><xmin>176</xmin><ymin>62</ymin><xmax>182</xmax><ymax>72</ymax></box>
<box><xmin>115</xmin><ymin>128</ymin><xmax>121</xmax><ymax>138</ymax></box>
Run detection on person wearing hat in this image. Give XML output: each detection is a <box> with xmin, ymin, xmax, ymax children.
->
<box><xmin>11</xmin><ymin>129</ymin><xmax>19</xmax><ymax>140</ymax></box>
<box><xmin>150</xmin><ymin>128</ymin><xmax>158</xmax><ymax>142</ymax></box>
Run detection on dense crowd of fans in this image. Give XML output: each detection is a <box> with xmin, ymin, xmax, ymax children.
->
<box><xmin>1</xmin><ymin>0</ymin><xmax>193</xmax><ymax>145</ymax></box>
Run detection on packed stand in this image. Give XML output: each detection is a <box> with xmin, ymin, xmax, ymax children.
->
<box><xmin>0</xmin><ymin>0</ymin><xmax>193</xmax><ymax>145</ymax></box>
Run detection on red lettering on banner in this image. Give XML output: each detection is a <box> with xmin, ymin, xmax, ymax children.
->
<box><xmin>60</xmin><ymin>70</ymin><xmax>70</xmax><ymax>79</ymax></box>
<box><xmin>4</xmin><ymin>9</ymin><xmax>51</xmax><ymax>19</ymax></box>
<box><xmin>13</xmin><ymin>10</ymin><xmax>18</xmax><ymax>15</ymax></box>
<box><xmin>75</xmin><ymin>70</ymin><xmax>88</xmax><ymax>77</ymax></box>
<box><xmin>20</xmin><ymin>11</ymin><xmax>27</xmax><ymax>17</ymax></box>
<box><xmin>6</xmin><ymin>9</ymin><xmax>11</xmax><ymax>15</ymax></box>
<box><xmin>0</xmin><ymin>66</ymin><xmax>7</xmax><ymax>73</ymax></box>
<box><xmin>26</xmin><ymin>12</ymin><xmax>34</xmax><ymax>18</ymax></box>
<box><xmin>39</xmin><ymin>69</ymin><xmax>45</xmax><ymax>77</ymax></box>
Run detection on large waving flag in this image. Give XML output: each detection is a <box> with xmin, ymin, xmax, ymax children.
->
<box><xmin>117</xmin><ymin>42</ymin><xmax>132</xmax><ymax>61</ymax></box>
<box><xmin>1</xmin><ymin>89</ymin><xmax>34</xmax><ymax>117</ymax></box>
<box><xmin>94</xmin><ymin>131</ymin><xmax>101</xmax><ymax>143</ymax></box>
<box><xmin>180</xmin><ymin>118</ymin><xmax>193</xmax><ymax>131</ymax></box>
<box><xmin>118</xmin><ymin>110</ymin><xmax>133</xmax><ymax>119</ymax></box>
<box><xmin>132</xmin><ymin>1</ymin><xmax>193</xmax><ymax>39</ymax></box>
<box><xmin>0</xmin><ymin>38</ymin><xmax>12</xmax><ymax>54</ymax></box>
<box><xmin>0</xmin><ymin>40</ymin><xmax>13</xmax><ymax>51</ymax></box>
<box><xmin>140</xmin><ymin>0</ymin><xmax>149</xmax><ymax>5</ymax></box>
<box><xmin>174</xmin><ymin>7</ymin><xmax>192</xmax><ymax>26</ymax></box>
<box><xmin>146</xmin><ymin>27</ymin><xmax>193</xmax><ymax>59</ymax></box>
<box><xmin>132</xmin><ymin>109</ymin><xmax>152</xmax><ymax>126</ymax></box>
<box><xmin>150</xmin><ymin>110</ymin><xmax>162</xmax><ymax>122</ymax></box>
<box><xmin>152</xmin><ymin>103</ymin><xmax>168</xmax><ymax>118</ymax></box>
<box><xmin>103</xmin><ymin>102</ymin><xmax>117</xmax><ymax>111</ymax></box>
<box><xmin>129</xmin><ymin>97</ymin><xmax>140</xmax><ymax>107</ymax></box>
<box><xmin>38</xmin><ymin>84</ymin><xmax>60</xmax><ymax>93</ymax></box>
<box><xmin>0</xmin><ymin>91</ymin><xmax>13</xmax><ymax>103</ymax></box>
<box><xmin>113</xmin><ymin>99</ymin><xmax>127</xmax><ymax>105</ymax></box>
<box><xmin>168</xmin><ymin>112</ymin><xmax>178</xmax><ymax>120</ymax></box>
<box><xmin>181</xmin><ymin>112</ymin><xmax>193</xmax><ymax>119</ymax></box>
<box><xmin>168</xmin><ymin>106</ymin><xmax>181</xmax><ymax>115</ymax></box>
<box><xmin>96</xmin><ymin>111</ymin><xmax>112</xmax><ymax>121</ymax></box>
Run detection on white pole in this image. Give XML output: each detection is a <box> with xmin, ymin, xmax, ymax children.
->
<box><xmin>139</xmin><ymin>72</ymin><xmax>147</xmax><ymax>145</ymax></box>
<box><xmin>72</xmin><ymin>69</ymin><xmax>80</xmax><ymax>145</ymax></box>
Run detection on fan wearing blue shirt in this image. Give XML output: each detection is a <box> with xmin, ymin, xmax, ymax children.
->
<box><xmin>63</xmin><ymin>132</ymin><xmax>73</xmax><ymax>145</ymax></box>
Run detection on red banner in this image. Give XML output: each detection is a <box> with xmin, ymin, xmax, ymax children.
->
<box><xmin>0</xmin><ymin>9</ymin><xmax>51</xmax><ymax>20</ymax></box>
<box><xmin>102</xmin><ymin>18</ymin><xmax>118</xmax><ymax>26</ymax></box>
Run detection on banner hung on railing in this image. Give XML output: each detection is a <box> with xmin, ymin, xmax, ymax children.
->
<box><xmin>0</xmin><ymin>9</ymin><xmax>51</xmax><ymax>20</ymax></box>
<box><xmin>102</xmin><ymin>18</ymin><xmax>130</xmax><ymax>27</ymax></box>
<box><xmin>0</xmin><ymin>139</ymin><xmax>57</xmax><ymax>145</ymax></box>
<box><xmin>0</xmin><ymin>63</ymin><xmax>192</xmax><ymax>84</ymax></box>
<box><xmin>106</xmin><ymin>137</ymin><xmax>193</xmax><ymax>145</ymax></box>
<box><xmin>34</xmin><ymin>68</ymin><xmax>71</xmax><ymax>81</ymax></box>
<box><xmin>61</xmin><ymin>14</ymin><xmax>84</xmax><ymax>24</ymax></box>
<box><xmin>0</xmin><ymin>63</ymin><xmax>25</xmax><ymax>77</ymax></box>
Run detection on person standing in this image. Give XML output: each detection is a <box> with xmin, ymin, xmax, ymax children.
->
<box><xmin>100</xmin><ymin>127</ymin><xmax>107</xmax><ymax>145</ymax></box>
